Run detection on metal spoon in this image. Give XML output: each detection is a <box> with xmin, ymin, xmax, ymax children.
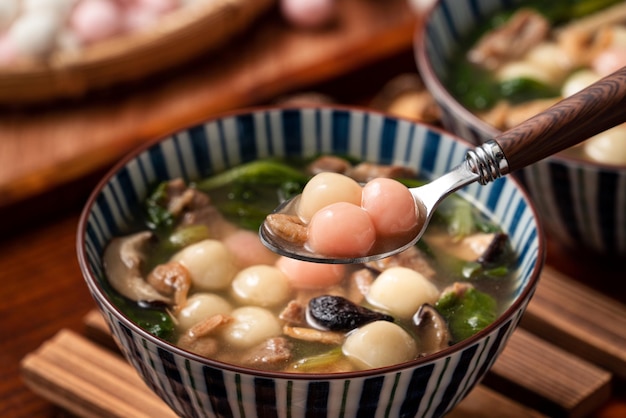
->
<box><xmin>260</xmin><ymin>66</ymin><xmax>626</xmax><ymax>264</ymax></box>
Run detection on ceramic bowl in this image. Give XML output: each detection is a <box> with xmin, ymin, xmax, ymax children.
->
<box><xmin>415</xmin><ymin>0</ymin><xmax>626</xmax><ymax>257</ymax></box>
<box><xmin>77</xmin><ymin>106</ymin><xmax>544</xmax><ymax>418</ymax></box>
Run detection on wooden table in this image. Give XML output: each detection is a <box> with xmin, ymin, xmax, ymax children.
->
<box><xmin>1</xmin><ymin>1</ymin><xmax>626</xmax><ymax>417</ymax></box>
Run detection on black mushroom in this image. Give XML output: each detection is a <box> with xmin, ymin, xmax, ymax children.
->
<box><xmin>103</xmin><ymin>231</ymin><xmax>171</xmax><ymax>304</ymax></box>
<box><xmin>412</xmin><ymin>304</ymin><xmax>452</xmax><ymax>356</ymax></box>
<box><xmin>306</xmin><ymin>295</ymin><xmax>394</xmax><ymax>332</ymax></box>
<box><xmin>476</xmin><ymin>232</ymin><xmax>509</xmax><ymax>265</ymax></box>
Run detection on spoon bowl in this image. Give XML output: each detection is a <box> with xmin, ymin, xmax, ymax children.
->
<box><xmin>261</xmin><ymin>66</ymin><xmax>626</xmax><ymax>263</ymax></box>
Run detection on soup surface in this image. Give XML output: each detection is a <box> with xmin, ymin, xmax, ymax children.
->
<box><xmin>103</xmin><ymin>156</ymin><xmax>517</xmax><ymax>373</ymax></box>
<box><xmin>445</xmin><ymin>0</ymin><xmax>626</xmax><ymax>165</ymax></box>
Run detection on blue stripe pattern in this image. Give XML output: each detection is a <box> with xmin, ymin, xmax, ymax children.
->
<box><xmin>78</xmin><ymin>107</ymin><xmax>543</xmax><ymax>417</ymax></box>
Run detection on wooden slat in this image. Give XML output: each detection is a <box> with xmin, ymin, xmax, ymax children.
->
<box><xmin>20</xmin><ymin>330</ymin><xmax>178</xmax><ymax>418</ymax></box>
<box><xmin>485</xmin><ymin>329</ymin><xmax>612</xmax><ymax>418</ymax></box>
<box><xmin>21</xmin><ymin>326</ymin><xmax>546</xmax><ymax>418</ymax></box>
<box><xmin>449</xmin><ymin>385</ymin><xmax>547</xmax><ymax>418</ymax></box>
<box><xmin>522</xmin><ymin>265</ymin><xmax>626</xmax><ymax>379</ymax></box>
<box><xmin>83</xmin><ymin>310</ymin><xmax>119</xmax><ymax>352</ymax></box>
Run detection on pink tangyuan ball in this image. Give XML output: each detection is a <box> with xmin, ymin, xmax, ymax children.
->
<box><xmin>70</xmin><ymin>0</ymin><xmax>124</xmax><ymax>44</ymax></box>
<box><xmin>307</xmin><ymin>202</ymin><xmax>376</xmax><ymax>258</ymax></box>
<box><xmin>361</xmin><ymin>177</ymin><xmax>419</xmax><ymax>236</ymax></box>
<box><xmin>280</xmin><ymin>0</ymin><xmax>336</xmax><ymax>29</ymax></box>
<box><xmin>0</xmin><ymin>32</ymin><xmax>18</xmax><ymax>65</ymax></box>
<box><xmin>592</xmin><ymin>47</ymin><xmax>626</xmax><ymax>77</ymax></box>
<box><xmin>275</xmin><ymin>256</ymin><xmax>346</xmax><ymax>290</ymax></box>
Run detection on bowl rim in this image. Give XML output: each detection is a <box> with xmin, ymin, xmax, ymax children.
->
<box><xmin>413</xmin><ymin>0</ymin><xmax>626</xmax><ymax>172</ymax></box>
<box><xmin>76</xmin><ymin>104</ymin><xmax>546</xmax><ymax>380</ymax></box>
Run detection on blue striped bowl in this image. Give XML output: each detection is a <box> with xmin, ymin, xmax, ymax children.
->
<box><xmin>77</xmin><ymin>107</ymin><xmax>544</xmax><ymax>418</ymax></box>
<box><xmin>415</xmin><ymin>0</ymin><xmax>626</xmax><ymax>257</ymax></box>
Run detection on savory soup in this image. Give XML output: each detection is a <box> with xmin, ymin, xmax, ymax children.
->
<box><xmin>445</xmin><ymin>0</ymin><xmax>626</xmax><ymax>165</ymax></box>
<box><xmin>102</xmin><ymin>156</ymin><xmax>517</xmax><ymax>373</ymax></box>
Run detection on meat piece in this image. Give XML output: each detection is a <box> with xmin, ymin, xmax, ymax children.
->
<box><xmin>370</xmin><ymin>73</ymin><xmax>442</xmax><ymax>123</ymax></box>
<box><xmin>558</xmin><ymin>25</ymin><xmax>616</xmax><ymax>67</ymax></box>
<box><xmin>345</xmin><ymin>162</ymin><xmax>416</xmax><ymax>183</ymax></box>
<box><xmin>442</xmin><ymin>282</ymin><xmax>474</xmax><ymax>299</ymax></box>
<box><xmin>556</xmin><ymin>2</ymin><xmax>626</xmax><ymax>66</ymax></box>
<box><xmin>283</xmin><ymin>325</ymin><xmax>345</xmax><ymax>345</ymax></box>
<box><xmin>345</xmin><ymin>268</ymin><xmax>375</xmax><ymax>304</ymax></box>
<box><xmin>478</xmin><ymin>100</ymin><xmax>511</xmax><ymax>130</ymax></box>
<box><xmin>176</xmin><ymin>313</ymin><xmax>232</xmax><ymax>358</ymax></box>
<box><xmin>279</xmin><ymin>300</ymin><xmax>306</xmax><ymax>325</ymax></box>
<box><xmin>240</xmin><ymin>337</ymin><xmax>293</xmax><ymax>368</ymax></box>
<box><xmin>426</xmin><ymin>232</ymin><xmax>506</xmax><ymax>263</ymax></box>
<box><xmin>180</xmin><ymin>204</ymin><xmax>238</xmax><ymax>238</ymax></box>
<box><xmin>165</xmin><ymin>179</ymin><xmax>211</xmax><ymax>216</ymax></box>
<box><xmin>161</xmin><ymin>179</ymin><xmax>238</xmax><ymax>238</ymax></box>
<box><xmin>366</xmin><ymin>245</ymin><xmax>436</xmax><ymax>279</ymax></box>
<box><xmin>187</xmin><ymin>314</ymin><xmax>232</xmax><ymax>339</ymax></box>
<box><xmin>468</xmin><ymin>9</ymin><xmax>550</xmax><ymax>70</ymax></box>
<box><xmin>306</xmin><ymin>155</ymin><xmax>352</xmax><ymax>175</ymax></box>
<box><xmin>177</xmin><ymin>334</ymin><xmax>219</xmax><ymax>357</ymax></box>
<box><xmin>146</xmin><ymin>260</ymin><xmax>191</xmax><ymax>312</ymax></box>
<box><xmin>264</xmin><ymin>213</ymin><xmax>308</xmax><ymax>245</ymax></box>
<box><xmin>388</xmin><ymin>90</ymin><xmax>442</xmax><ymax>123</ymax></box>
<box><xmin>502</xmin><ymin>98</ymin><xmax>559</xmax><ymax>129</ymax></box>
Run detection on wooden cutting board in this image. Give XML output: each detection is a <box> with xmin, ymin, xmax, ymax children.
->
<box><xmin>0</xmin><ymin>0</ymin><xmax>417</xmax><ymax>209</ymax></box>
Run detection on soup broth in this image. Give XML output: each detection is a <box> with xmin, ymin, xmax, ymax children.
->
<box><xmin>102</xmin><ymin>156</ymin><xmax>517</xmax><ymax>373</ymax></box>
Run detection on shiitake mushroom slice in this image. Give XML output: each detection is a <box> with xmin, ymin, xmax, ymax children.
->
<box><xmin>306</xmin><ymin>295</ymin><xmax>394</xmax><ymax>332</ymax></box>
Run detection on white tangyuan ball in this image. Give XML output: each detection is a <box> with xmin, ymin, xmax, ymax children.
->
<box><xmin>172</xmin><ymin>239</ymin><xmax>238</xmax><ymax>291</ymax></box>
<box><xmin>497</xmin><ymin>60</ymin><xmax>555</xmax><ymax>86</ymax></box>
<box><xmin>561</xmin><ymin>69</ymin><xmax>601</xmax><ymax>98</ymax></box>
<box><xmin>343</xmin><ymin>321</ymin><xmax>417</xmax><ymax>369</ymax></box>
<box><xmin>176</xmin><ymin>293</ymin><xmax>233</xmax><ymax>331</ymax></box>
<box><xmin>23</xmin><ymin>0</ymin><xmax>77</xmax><ymax>17</ymax></box>
<box><xmin>220</xmin><ymin>306</ymin><xmax>282</xmax><ymax>349</ymax></box>
<box><xmin>296</xmin><ymin>172</ymin><xmax>362</xmax><ymax>223</ymax></box>
<box><xmin>366</xmin><ymin>266</ymin><xmax>439</xmax><ymax>319</ymax></box>
<box><xmin>231</xmin><ymin>265</ymin><xmax>291</xmax><ymax>307</ymax></box>
<box><xmin>524</xmin><ymin>42</ymin><xmax>573</xmax><ymax>83</ymax></box>
<box><xmin>583</xmin><ymin>124</ymin><xmax>626</xmax><ymax>165</ymax></box>
<box><xmin>0</xmin><ymin>0</ymin><xmax>19</xmax><ymax>31</ymax></box>
<box><xmin>8</xmin><ymin>11</ymin><xmax>63</xmax><ymax>58</ymax></box>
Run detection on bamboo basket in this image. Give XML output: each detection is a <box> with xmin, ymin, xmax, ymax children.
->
<box><xmin>0</xmin><ymin>0</ymin><xmax>275</xmax><ymax>104</ymax></box>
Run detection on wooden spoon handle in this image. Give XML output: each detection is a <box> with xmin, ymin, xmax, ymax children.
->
<box><xmin>495</xmin><ymin>66</ymin><xmax>626</xmax><ymax>171</ymax></box>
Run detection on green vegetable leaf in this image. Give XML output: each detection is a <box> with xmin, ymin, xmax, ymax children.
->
<box><xmin>195</xmin><ymin>160</ymin><xmax>309</xmax><ymax>192</ymax></box>
<box><xmin>288</xmin><ymin>348</ymin><xmax>345</xmax><ymax>372</ymax></box>
<box><xmin>435</xmin><ymin>286</ymin><xmax>497</xmax><ymax>342</ymax></box>
<box><xmin>498</xmin><ymin>77</ymin><xmax>559</xmax><ymax>104</ymax></box>
<box><xmin>168</xmin><ymin>225</ymin><xmax>210</xmax><ymax>249</ymax></box>
<box><xmin>102</xmin><ymin>276</ymin><xmax>175</xmax><ymax>341</ymax></box>
<box><xmin>145</xmin><ymin>181</ymin><xmax>175</xmax><ymax>229</ymax></box>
